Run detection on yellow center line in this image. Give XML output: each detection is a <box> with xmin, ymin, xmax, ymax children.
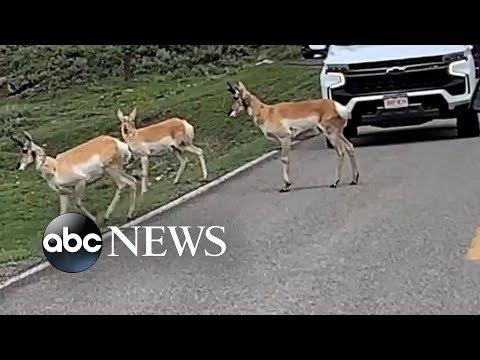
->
<box><xmin>466</xmin><ymin>227</ymin><xmax>480</xmax><ymax>262</ymax></box>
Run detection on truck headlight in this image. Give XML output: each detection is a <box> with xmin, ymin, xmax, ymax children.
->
<box><xmin>448</xmin><ymin>59</ymin><xmax>469</xmax><ymax>78</ymax></box>
<box><xmin>323</xmin><ymin>72</ymin><xmax>346</xmax><ymax>89</ymax></box>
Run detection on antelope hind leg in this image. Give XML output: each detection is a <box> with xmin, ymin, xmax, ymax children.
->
<box><xmin>328</xmin><ymin>134</ymin><xmax>346</xmax><ymax>188</ymax></box>
<box><xmin>339</xmin><ymin>134</ymin><xmax>360</xmax><ymax>185</ymax></box>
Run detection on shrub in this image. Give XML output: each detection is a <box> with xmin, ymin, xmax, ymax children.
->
<box><xmin>0</xmin><ymin>45</ymin><xmax>298</xmax><ymax>96</ymax></box>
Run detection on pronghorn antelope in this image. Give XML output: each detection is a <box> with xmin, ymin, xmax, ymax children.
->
<box><xmin>116</xmin><ymin>108</ymin><xmax>208</xmax><ymax>194</ymax></box>
<box><xmin>10</xmin><ymin>131</ymin><xmax>137</xmax><ymax>222</ymax></box>
<box><xmin>227</xmin><ymin>81</ymin><xmax>360</xmax><ymax>192</ymax></box>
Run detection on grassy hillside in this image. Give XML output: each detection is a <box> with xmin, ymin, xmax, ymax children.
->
<box><xmin>0</xmin><ymin>45</ymin><xmax>298</xmax><ymax>96</ymax></box>
<box><xmin>0</xmin><ymin>47</ymin><xmax>322</xmax><ymax>265</ymax></box>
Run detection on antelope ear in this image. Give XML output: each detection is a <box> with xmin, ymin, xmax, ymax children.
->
<box><xmin>117</xmin><ymin>109</ymin><xmax>125</xmax><ymax>122</ymax></box>
<box><xmin>10</xmin><ymin>134</ymin><xmax>24</xmax><ymax>148</ymax></box>
<box><xmin>237</xmin><ymin>81</ymin><xmax>247</xmax><ymax>92</ymax></box>
<box><xmin>129</xmin><ymin>107</ymin><xmax>137</xmax><ymax>121</ymax></box>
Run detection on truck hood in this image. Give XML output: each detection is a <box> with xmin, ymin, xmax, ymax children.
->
<box><xmin>325</xmin><ymin>45</ymin><xmax>469</xmax><ymax>65</ymax></box>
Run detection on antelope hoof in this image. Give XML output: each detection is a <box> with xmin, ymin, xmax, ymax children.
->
<box><xmin>279</xmin><ymin>182</ymin><xmax>292</xmax><ymax>193</ymax></box>
<box><xmin>351</xmin><ymin>175</ymin><xmax>360</xmax><ymax>186</ymax></box>
<box><xmin>330</xmin><ymin>184</ymin><xmax>338</xmax><ymax>189</ymax></box>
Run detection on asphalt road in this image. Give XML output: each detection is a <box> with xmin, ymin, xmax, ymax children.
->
<box><xmin>1</xmin><ymin>120</ymin><xmax>480</xmax><ymax>315</ymax></box>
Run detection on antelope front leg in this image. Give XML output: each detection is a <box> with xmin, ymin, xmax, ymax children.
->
<box><xmin>173</xmin><ymin>148</ymin><xmax>188</xmax><ymax>185</ymax></box>
<box><xmin>74</xmin><ymin>180</ymin><xmax>97</xmax><ymax>222</ymax></box>
<box><xmin>140</xmin><ymin>156</ymin><xmax>149</xmax><ymax>194</ymax></box>
<box><xmin>59</xmin><ymin>193</ymin><xmax>69</xmax><ymax>215</ymax></box>
<box><xmin>279</xmin><ymin>137</ymin><xmax>292</xmax><ymax>193</ymax></box>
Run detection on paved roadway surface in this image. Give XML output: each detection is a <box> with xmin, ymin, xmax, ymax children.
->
<box><xmin>1</xmin><ymin>120</ymin><xmax>480</xmax><ymax>315</ymax></box>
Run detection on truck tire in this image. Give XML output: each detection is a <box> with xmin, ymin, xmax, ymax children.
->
<box><xmin>457</xmin><ymin>108</ymin><xmax>480</xmax><ymax>138</ymax></box>
<box><xmin>344</xmin><ymin>124</ymin><xmax>358</xmax><ymax>139</ymax></box>
<box><xmin>326</xmin><ymin>138</ymin><xmax>334</xmax><ymax>149</ymax></box>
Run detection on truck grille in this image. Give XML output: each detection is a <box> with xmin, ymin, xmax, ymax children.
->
<box><xmin>343</xmin><ymin>66</ymin><xmax>466</xmax><ymax>96</ymax></box>
<box><xmin>328</xmin><ymin>54</ymin><xmax>469</xmax><ymax>98</ymax></box>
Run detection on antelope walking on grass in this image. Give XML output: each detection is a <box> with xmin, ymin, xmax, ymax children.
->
<box><xmin>10</xmin><ymin>131</ymin><xmax>137</xmax><ymax>222</ymax></box>
<box><xmin>116</xmin><ymin>108</ymin><xmax>208</xmax><ymax>194</ymax></box>
<box><xmin>227</xmin><ymin>81</ymin><xmax>360</xmax><ymax>192</ymax></box>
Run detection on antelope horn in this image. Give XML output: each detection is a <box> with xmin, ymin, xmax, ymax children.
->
<box><xmin>23</xmin><ymin>130</ymin><xmax>33</xmax><ymax>142</ymax></box>
<box><xmin>227</xmin><ymin>82</ymin><xmax>237</xmax><ymax>94</ymax></box>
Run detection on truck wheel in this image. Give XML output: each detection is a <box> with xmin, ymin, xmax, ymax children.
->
<box><xmin>344</xmin><ymin>124</ymin><xmax>358</xmax><ymax>140</ymax></box>
<box><xmin>326</xmin><ymin>138</ymin><xmax>334</xmax><ymax>149</ymax></box>
<box><xmin>326</xmin><ymin>123</ymin><xmax>358</xmax><ymax>149</ymax></box>
<box><xmin>457</xmin><ymin>109</ymin><xmax>480</xmax><ymax>138</ymax></box>
<box><xmin>326</xmin><ymin>130</ymin><xmax>358</xmax><ymax>149</ymax></box>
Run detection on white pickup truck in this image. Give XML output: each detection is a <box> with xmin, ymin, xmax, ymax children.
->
<box><xmin>319</xmin><ymin>45</ymin><xmax>480</xmax><ymax>145</ymax></box>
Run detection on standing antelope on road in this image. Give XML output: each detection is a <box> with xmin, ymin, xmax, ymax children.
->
<box><xmin>10</xmin><ymin>131</ymin><xmax>137</xmax><ymax>222</ymax></box>
<box><xmin>116</xmin><ymin>108</ymin><xmax>208</xmax><ymax>194</ymax></box>
<box><xmin>227</xmin><ymin>81</ymin><xmax>360</xmax><ymax>192</ymax></box>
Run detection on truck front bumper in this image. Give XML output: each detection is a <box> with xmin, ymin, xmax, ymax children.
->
<box><xmin>360</xmin><ymin>104</ymin><xmax>441</xmax><ymax>128</ymax></box>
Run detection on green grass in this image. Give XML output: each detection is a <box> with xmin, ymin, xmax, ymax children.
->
<box><xmin>0</xmin><ymin>63</ymin><xmax>321</xmax><ymax>264</ymax></box>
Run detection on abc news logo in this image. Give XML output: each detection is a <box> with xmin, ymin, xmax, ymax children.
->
<box><xmin>43</xmin><ymin>213</ymin><xmax>227</xmax><ymax>274</ymax></box>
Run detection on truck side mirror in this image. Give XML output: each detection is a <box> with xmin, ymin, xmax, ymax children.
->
<box><xmin>473</xmin><ymin>80</ymin><xmax>480</xmax><ymax>112</ymax></box>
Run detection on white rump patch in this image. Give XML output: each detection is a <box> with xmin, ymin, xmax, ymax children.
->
<box><xmin>334</xmin><ymin>102</ymin><xmax>350</xmax><ymax>120</ymax></box>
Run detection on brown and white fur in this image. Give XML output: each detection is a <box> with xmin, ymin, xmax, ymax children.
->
<box><xmin>11</xmin><ymin>131</ymin><xmax>137</xmax><ymax>222</ymax></box>
<box><xmin>116</xmin><ymin>108</ymin><xmax>208</xmax><ymax>194</ymax></box>
<box><xmin>227</xmin><ymin>81</ymin><xmax>360</xmax><ymax>192</ymax></box>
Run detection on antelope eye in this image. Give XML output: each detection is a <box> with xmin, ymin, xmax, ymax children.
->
<box><xmin>22</xmin><ymin>149</ymin><xmax>28</xmax><ymax>154</ymax></box>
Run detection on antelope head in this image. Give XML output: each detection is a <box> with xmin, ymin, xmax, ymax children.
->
<box><xmin>117</xmin><ymin>108</ymin><xmax>138</xmax><ymax>138</ymax></box>
<box><xmin>226</xmin><ymin>81</ymin><xmax>253</xmax><ymax>118</ymax></box>
<box><xmin>11</xmin><ymin>130</ymin><xmax>48</xmax><ymax>172</ymax></box>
